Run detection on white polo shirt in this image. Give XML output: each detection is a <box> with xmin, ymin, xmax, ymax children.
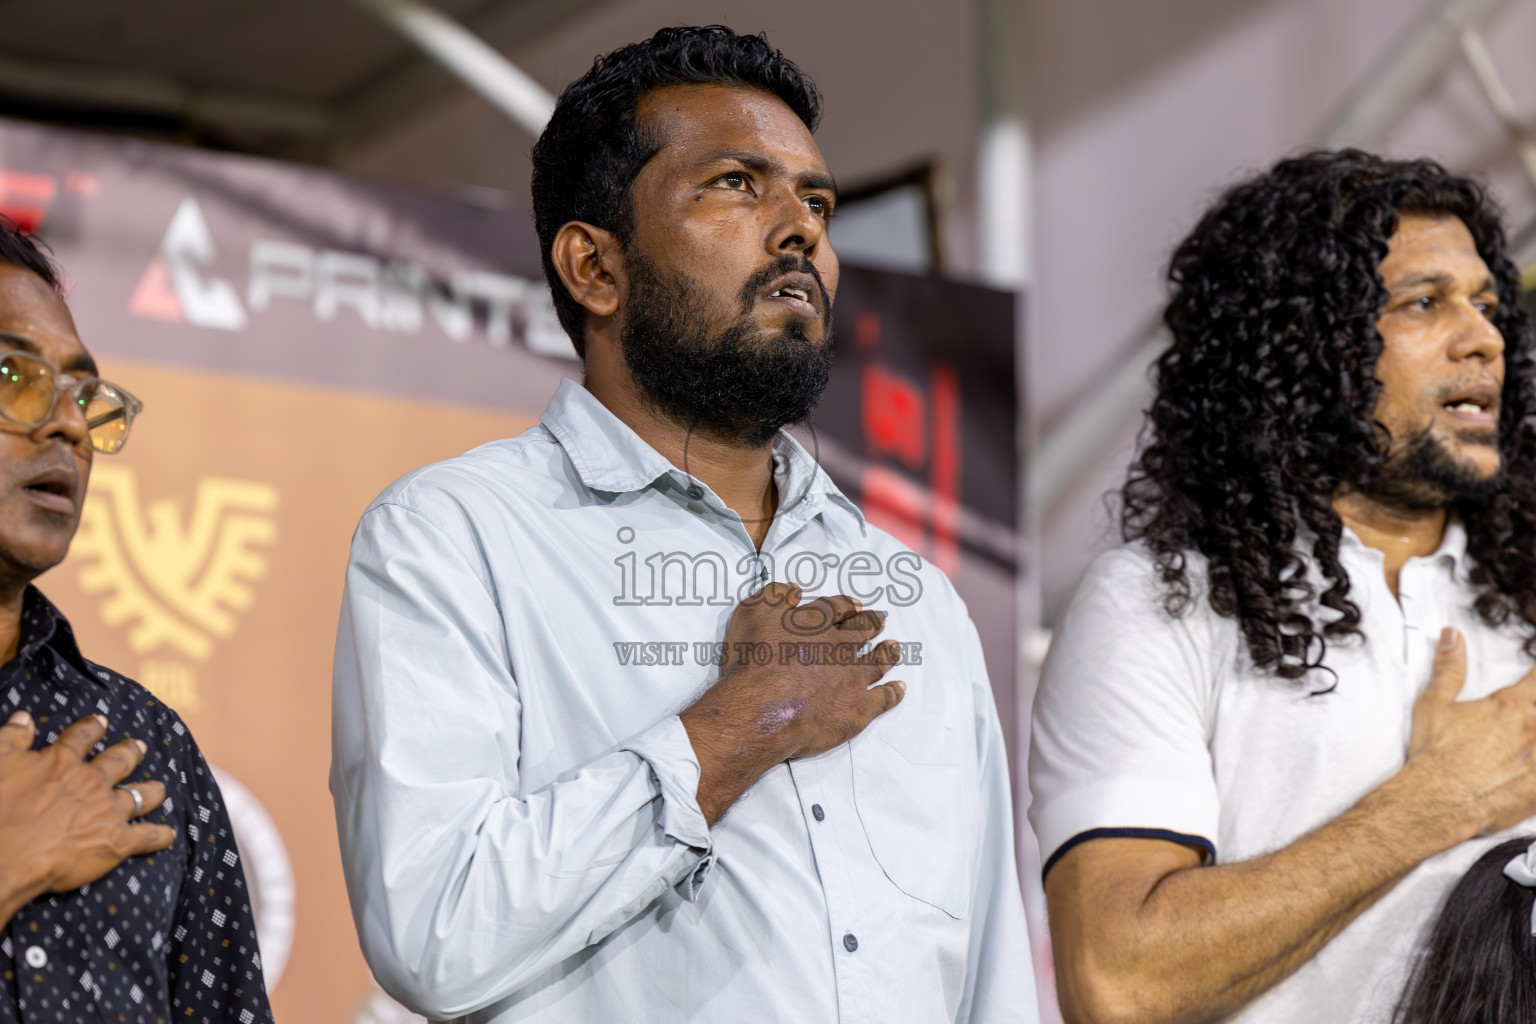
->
<box><xmin>1029</xmin><ymin>522</ymin><xmax>1536</xmax><ymax>1023</ymax></box>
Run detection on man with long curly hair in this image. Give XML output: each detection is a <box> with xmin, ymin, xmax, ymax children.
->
<box><xmin>1029</xmin><ymin>149</ymin><xmax>1536</xmax><ymax>1023</ymax></box>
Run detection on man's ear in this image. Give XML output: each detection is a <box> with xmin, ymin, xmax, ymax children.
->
<box><xmin>550</xmin><ymin>221</ymin><xmax>622</xmax><ymax>319</ymax></box>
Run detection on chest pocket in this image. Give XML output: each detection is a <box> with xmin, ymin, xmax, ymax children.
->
<box><xmin>849</xmin><ymin>684</ymin><xmax>978</xmax><ymax>919</ymax></box>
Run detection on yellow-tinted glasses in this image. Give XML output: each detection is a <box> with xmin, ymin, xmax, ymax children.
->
<box><xmin>0</xmin><ymin>349</ymin><xmax>142</xmax><ymax>454</ymax></box>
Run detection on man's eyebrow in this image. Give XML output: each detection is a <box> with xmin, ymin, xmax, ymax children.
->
<box><xmin>1388</xmin><ymin>271</ymin><xmax>1500</xmax><ymax>296</ymax></box>
<box><xmin>697</xmin><ymin>149</ymin><xmax>837</xmax><ymax>194</ymax></box>
<box><xmin>798</xmin><ymin>170</ymin><xmax>837</xmax><ymax>195</ymax></box>
<box><xmin>697</xmin><ymin>148</ymin><xmax>779</xmax><ymax>173</ymax></box>
<box><xmin>1388</xmin><ymin>272</ymin><xmax>1456</xmax><ymax>292</ymax></box>
<box><xmin>0</xmin><ymin>331</ymin><xmax>42</xmax><ymax>357</ymax></box>
<box><xmin>0</xmin><ymin>331</ymin><xmax>97</xmax><ymax>375</ymax></box>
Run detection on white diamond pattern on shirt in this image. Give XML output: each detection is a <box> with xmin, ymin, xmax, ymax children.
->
<box><xmin>0</xmin><ymin>588</ymin><xmax>274</xmax><ymax>1024</ymax></box>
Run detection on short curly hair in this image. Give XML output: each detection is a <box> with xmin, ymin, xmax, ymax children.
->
<box><xmin>1122</xmin><ymin>149</ymin><xmax>1536</xmax><ymax>681</ymax></box>
<box><xmin>530</xmin><ymin>25</ymin><xmax>821</xmax><ymax>358</ymax></box>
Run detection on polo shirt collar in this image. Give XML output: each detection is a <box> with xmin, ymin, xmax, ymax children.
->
<box><xmin>1337</xmin><ymin>516</ymin><xmax>1468</xmax><ymax>570</ymax></box>
<box><xmin>1433</xmin><ymin>518</ymin><xmax>1468</xmax><ymax>566</ymax></box>
<box><xmin>539</xmin><ymin>377</ymin><xmax>863</xmax><ymax>527</ymax></box>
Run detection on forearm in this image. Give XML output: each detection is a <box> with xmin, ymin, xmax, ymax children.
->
<box><xmin>340</xmin><ymin>725</ymin><xmax>710</xmax><ymax>1018</ymax></box>
<box><xmin>337</xmin><ymin>533</ymin><xmax>716</xmax><ymax>1013</ymax></box>
<box><xmin>1052</xmin><ymin>760</ymin><xmax>1466</xmax><ymax>1024</ymax></box>
<box><xmin>680</xmin><ymin>712</ymin><xmax>785</xmax><ymax>826</ymax></box>
<box><xmin>679</xmin><ymin>666</ymin><xmax>797</xmax><ymax>826</ymax></box>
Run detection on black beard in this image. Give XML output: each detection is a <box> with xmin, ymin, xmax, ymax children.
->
<box><xmin>1363</xmin><ymin>424</ymin><xmax>1505</xmax><ymax>512</ymax></box>
<box><xmin>618</xmin><ymin>249</ymin><xmax>833</xmax><ymax>448</ymax></box>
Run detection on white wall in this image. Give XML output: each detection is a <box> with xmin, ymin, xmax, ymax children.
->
<box><xmin>1013</xmin><ymin>0</ymin><xmax>1536</xmax><ymax>616</ymax></box>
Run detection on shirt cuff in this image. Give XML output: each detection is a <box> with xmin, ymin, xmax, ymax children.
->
<box><xmin>622</xmin><ymin>715</ymin><xmax>712</xmax><ymax>853</ymax></box>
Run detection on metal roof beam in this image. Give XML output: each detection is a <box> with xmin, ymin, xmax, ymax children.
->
<box><xmin>0</xmin><ymin>52</ymin><xmax>333</xmax><ymax>137</ymax></box>
<box><xmin>330</xmin><ymin>0</ymin><xmax>605</xmax><ymax>151</ymax></box>
<box><xmin>1316</xmin><ymin>0</ymin><xmax>1517</xmax><ymax>148</ymax></box>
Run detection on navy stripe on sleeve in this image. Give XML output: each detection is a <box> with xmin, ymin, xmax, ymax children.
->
<box><xmin>1041</xmin><ymin>827</ymin><xmax>1217</xmax><ymax>879</ymax></box>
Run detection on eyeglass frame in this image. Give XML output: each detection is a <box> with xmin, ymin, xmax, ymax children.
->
<box><xmin>0</xmin><ymin>348</ymin><xmax>144</xmax><ymax>453</ymax></box>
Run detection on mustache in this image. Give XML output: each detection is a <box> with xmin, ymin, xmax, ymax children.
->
<box><xmin>737</xmin><ymin>254</ymin><xmax>832</xmax><ymax>320</ymax></box>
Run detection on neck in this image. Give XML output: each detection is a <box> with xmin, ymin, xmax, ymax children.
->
<box><xmin>584</xmin><ymin>353</ymin><xmax>779</xmax><ymax>549</ymax></box>
<box><xmin>1331</xmin><ymin>490</ymin><xmax>1448</xmax><ymax>597</ymax></box>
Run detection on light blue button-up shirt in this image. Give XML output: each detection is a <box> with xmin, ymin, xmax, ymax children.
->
<box><xmin>331</xmin><ymin>379</ymin><xmax>1036</xmax><ymax>1023</ymax></box>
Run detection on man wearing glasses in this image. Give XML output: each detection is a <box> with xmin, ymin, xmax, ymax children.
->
<box><xmin>0</xmin><ymin>222</ymin><xmax>273</xmax><ymax>1023</ymax></box>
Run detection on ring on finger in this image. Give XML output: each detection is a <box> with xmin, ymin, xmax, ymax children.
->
<box><xmin>118</xmin><ymin>784</ymin><xmax>143</xmax><ymax>817</ymax></box>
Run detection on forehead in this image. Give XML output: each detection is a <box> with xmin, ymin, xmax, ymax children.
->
<box><xmin>1379</xmin><ymin>214</ymin><xmax>1491</xmax><ymax>285</ymax></box>
<box><xmin>634</xmin><ymin>83</ymin><xmax>827</xmax><ymax>174</ymax></box>
<box><xmin>0</xmin><ymin>263</ymin><xmax>84</xmax><ymax>366</ymax></box>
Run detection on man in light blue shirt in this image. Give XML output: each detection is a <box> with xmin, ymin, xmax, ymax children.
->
<box><xmin>330</xmin><ymin>25</ymin><xmax>1035</xmax><ymax>1024</ymax></box>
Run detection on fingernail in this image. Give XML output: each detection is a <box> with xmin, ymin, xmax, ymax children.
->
<box><xmin>134</xmin><ymin>739</ymin><xmax>146</xmax><ymax>755</ymax></box>
<box><xmin>9</xmin><ymin>711</ymin><xmax>29</xmax><ymax>726</ymax></box>
<box><xmin>93</xmin><ymin>714</ymin><xmax>108</xmax><ymax>728</ymax></box>
<box><xmin>1439</xmin><ymin>627</ymin><xmax>1457</xmax><ymax>651</ymax></box>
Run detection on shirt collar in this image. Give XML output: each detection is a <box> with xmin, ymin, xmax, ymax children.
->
<box><xmin>16</xmin><ymin>585</ymin><xmax>95</xmax><ymax>681</ymax></box>
<box><xmin>540</xmin><ymin>378</ymin><xmax>678</xmax><ymax>494</ymax></box>
<box><xmin>1434</xmin><ymin>518</ymin><xmax>1468</xmax><ymax>565</ymax></box>
<box><xmin>771</xmin><ymin>430</ymin><xmax>866</xmax><ymax>529</ymax></box>
<box><xmin>1337</xmin><ymin>516</ymin><xmax>1467</xmax><ymax>569</ymax></box>
<box><xmin>540</xmin><ymin>378</ymin><xmax>864</xmax><ymax>527</ymax></box>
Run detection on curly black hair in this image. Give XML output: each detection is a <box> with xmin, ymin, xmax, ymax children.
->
<box><xmin>1121</xmin><ymin>149</ymin><xmax>1536</xmax><ymax>681</ymax></box>
<box><xmin>530</xmin><ymin>25</ymin><xmax>821</xmax><ymax>358</ymax></box>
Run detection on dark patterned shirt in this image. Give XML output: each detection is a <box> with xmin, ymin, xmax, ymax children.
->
<box><xmin>0</xmin><ymin>587</ymin><xmax>273</xmax><ymax>1024</ymax></box>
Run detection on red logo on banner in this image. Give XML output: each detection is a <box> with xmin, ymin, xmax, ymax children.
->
<box><xmin>863</xmin><ymin>364</ymin><xmax>925</xmax><ymax>469</ymax></box>
<box><xmin>855</xmin><ymin>313</ymin><xmax>962</xmax><ymax>573</ymax></box>
<box><xmin>0</xmin><ymin>171</ymin><xmax>57</xmax><ymax>232</ymax></box>
<box><xmin>129</xmin><ymin>197</ymin><xmax>247</xmax><ymax>331</ymax></box>
<box><xmin>128</xmin><ymin>258</ymin><xmax>184</xmax><ymax>322</ymax></box>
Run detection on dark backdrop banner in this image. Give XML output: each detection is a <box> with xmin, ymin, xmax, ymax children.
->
<box><xmin>0</xmin><ymin>116</ymin><xmax>1020</xmax><ymax>1022</ymax></box>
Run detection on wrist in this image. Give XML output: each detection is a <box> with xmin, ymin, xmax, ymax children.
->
<box><xmin>0</xmin><ymin>845</ymin><xmax>47</xmax><ymax>922</ymax></box>
<box><xmin>684</xmin><ymin>667</ymin><xmax>800</xmax><ymax>764</ymax></box>
<box><xmin>1370</xmin><ymin>757</ymin><xmax>1479</xmax><ymax>855</ymax></box>
<box><xmin>681</xmin><ymin>674</ymin><xmax>797</xmax><ymax>826</ymax></box>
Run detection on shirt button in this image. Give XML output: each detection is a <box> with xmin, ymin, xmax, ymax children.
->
<box><xmin>23</xmin><ymin>945</ymin><xmax>46</xmax><ymax>968</ymax></box>
<box><xmin>686</xmin><ymin>485</ymin><xmax>704</xmax><ymax>500</ymax></box>
<box><xmin>812</xmin><ymin>804</ymin><xmax>825</xmax><ymax>821</ymax></box>
<box><xmin>843</xmin><ymin>932</ymin><xmax>858</xmax><ymax>952</ymax></box>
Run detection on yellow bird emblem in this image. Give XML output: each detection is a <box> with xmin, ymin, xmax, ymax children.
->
<box><xmin>71</xmin><ymin>465</ymin><xmax>278</xmax><ymax>661</ymax></box>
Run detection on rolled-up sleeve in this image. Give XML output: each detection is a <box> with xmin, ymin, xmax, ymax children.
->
<box><xmin>329</xmin><ymin>500</ymin><xmax>713</xmax><ymax>1019</ymax></box>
